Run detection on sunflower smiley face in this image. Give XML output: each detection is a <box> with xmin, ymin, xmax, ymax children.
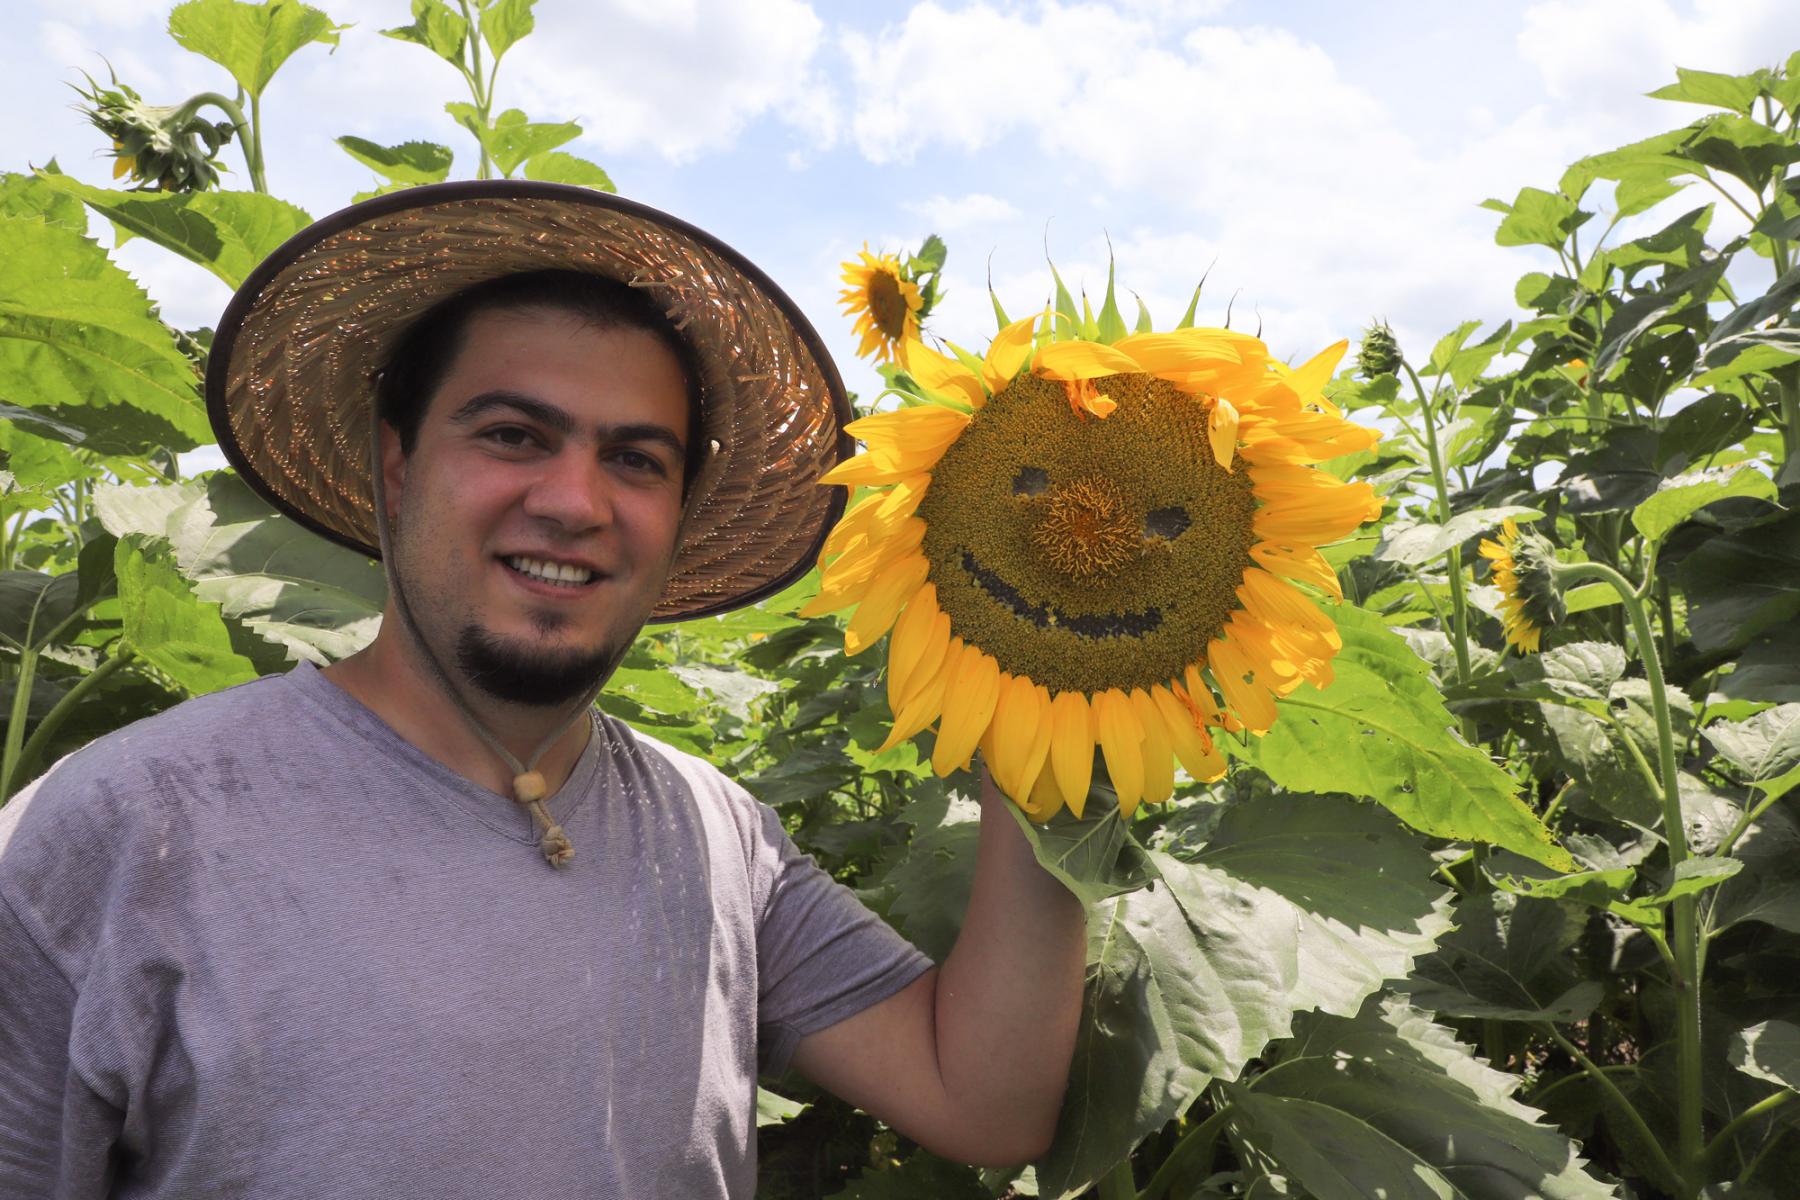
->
<box><xmin>918</xmin><ymin>371</ymin><xmax>1258</xmax><ymax>698</ymax></box>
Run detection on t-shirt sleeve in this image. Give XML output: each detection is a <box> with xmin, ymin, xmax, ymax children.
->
<box><xmin>751</xmin><ymin>803</ymin><xmax>934</xmax><ymax>1075</ymax></box>
<box><xmin>0</xmin><ymin>886</ymin><xmax>120</xmax><ymax>1200</ymax></box>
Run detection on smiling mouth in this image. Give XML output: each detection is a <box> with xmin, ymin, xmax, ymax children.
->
<box><xmin>503</xmin><ymin>555</ymin><xmax>601</xmax><ymax>588</ymax></box>
<box><xmin>961</xmin><ymin>551</ymin><xmax>1163</xmax><ymax>637</ymax></box>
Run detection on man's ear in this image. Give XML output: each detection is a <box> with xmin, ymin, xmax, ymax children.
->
<box><xmin>378</xmin><ymin>421</ymin><xmax>407</xmax><ymax>521</ymax></box>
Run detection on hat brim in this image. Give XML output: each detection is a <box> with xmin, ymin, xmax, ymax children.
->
<box><xmin>206</xmin><ymin>180</ymin><xmax>850</xmax><ymax>622</ymax></box>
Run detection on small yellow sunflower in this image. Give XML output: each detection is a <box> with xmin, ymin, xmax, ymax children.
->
<box><xmin>1479</xmin><ymin>518</ymin><xmax>1563</xmax><ymax>653</ymax></box>
<box><xmin>803</xmin><ymin>302</ymin><xmax>1384</xmax><ymax>822</ymax></box>
<box><xmin>839</xmin><ymin>248</ymin><xmax>924</xmax><ymax>364</ymax></box>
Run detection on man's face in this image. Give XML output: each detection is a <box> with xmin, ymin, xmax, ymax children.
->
<box><xmin>381</xmin><ymin>306</ymin><xmax>690</xmax><ymax>706</ymax></box>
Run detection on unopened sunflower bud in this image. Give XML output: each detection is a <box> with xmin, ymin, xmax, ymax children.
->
<box><xmin>71</xmin><ymin>71</ymin><xmax>236</xmax><ymax>193</ymax></box>
<box><xmin>1356</xmin><ymin>322</ymin><xmax>1404</xmax><ymax>379</ymax></box>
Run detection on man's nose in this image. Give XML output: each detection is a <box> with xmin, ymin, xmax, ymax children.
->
<box><xmin>520</xmin><ymin>451</ymin><xmax>613</xmax><ymax>530</ymax></box>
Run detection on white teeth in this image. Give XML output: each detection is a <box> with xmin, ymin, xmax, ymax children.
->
<box><xmin>506</xmin><ymin>556</ymin><xmax>595</xmax><ymax>586</ymax></box>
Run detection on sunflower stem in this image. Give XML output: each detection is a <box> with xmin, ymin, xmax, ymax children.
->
<box><xmin>1554</xmin><ymin>558</ymin><xmax>1702</xmax><ymax>1197</ymax></box>
<box><xmin>1402</xmin><ymin>362</ymin><xmax>1476</xmax><ymax>737</ymax></box>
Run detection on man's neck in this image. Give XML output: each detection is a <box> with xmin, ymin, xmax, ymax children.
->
<box><xmin>321</xmin><ymin>625</ymin><xmax>595</xmax><ymax>800</ymax></box>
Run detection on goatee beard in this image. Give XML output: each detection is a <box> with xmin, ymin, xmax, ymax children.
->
<box><xmin>454</xmin><ymin>625</ymin><xmax>621</xmax><ymax>707</ymax></box>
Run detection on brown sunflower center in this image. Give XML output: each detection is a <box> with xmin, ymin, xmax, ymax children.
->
<box><xmin>916</xmin><ymin>370</ymin><xmax>1258</xmax><ymax>695</ymax></box>
<box><xmin>866</xmin><ymin>270</ymin><xmax>910</xmax><ymax>339</ymax></box>
<box><xmin>1032</xmin><ymin>477</ymin><xmax>1139</xmax><ymax>580</ymax></box>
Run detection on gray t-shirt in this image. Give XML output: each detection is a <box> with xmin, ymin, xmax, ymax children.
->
<box><xmin>0</xmin><ymin>662</ymin><xmax>931</xmax><ymax>1199</ymax></box>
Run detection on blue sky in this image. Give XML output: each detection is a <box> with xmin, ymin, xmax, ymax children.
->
<box><xmin>6</xmin><ymin>0</ymin><xmax>1799</xmax><ymax>446</ymax></box>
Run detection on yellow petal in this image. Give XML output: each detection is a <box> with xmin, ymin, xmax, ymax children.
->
<box><xmin>821</xmin><ymin>491</ymin><xmax>886</xmax><ymax>560</ymax></box>
<box><xmin>900</xmin><ymin>339</ymin><xmax>987</xmax><ymax>408</ymax></box>
<box><xmin>880</xmin><ymin>639</ymin><xmax>957</xmax><ymax>752</ymax></box>
<box><xmin>846</xmin><ymin>405</ymin><xmax>971</xmax><ymax>453</ymax></box>
<box><xmin>1130</xmin><ymin>688</ymin><xmax>1175</xmax><ymax>807</ymax></box>
<box><xmin>982</xmin><ymin>313</ymin><xmax>1040</xmax><ymax>390</ymax></box>
<box><xmin>1250</xmin><ymin>542</ymin><xmax>1342</xmax><ymax>600</ymax></box>
<box><xmin>1208</xmin><ymin>397</ymin><xmax>1240</xmax><ymax>472</ymax></box>
<box><xmin>1033</xmin><ymin>340</ymin><xmax>1142</xmax><ymax>380</ymax></box>
<box><xmin>846</xmin><ymin>555</ymin><xmax>930</xmax><ymax>655</ymax></box>
<box><xmin>1288</xmin><ymin>339</ymin><xmax>1347</xmax><ymax>401</ymax></box>
<box><xmin>1112</xmin><ymin>330</ymin><xmax>1248</xmax><ymax>375</ymax></box>
<box><xmin>887</xmin><ymin>585</ymin><xmax>946</xmax><ymax>711</ymax></box>
<box><xmin>1050</xmin><ymin>690</ymin><xmax>1095</xmax><ymax>819</ymax></box>
<box><xmin>1239</xmin><ymin>568</ymin><xmax>1341</xmax><ymax>650</ymax></box>
<box><xmin>1013</xmin><ymin>685</ymin><xmax>1055</xmax><ymax>805</ymax></box>
<box><xmin>801</xmin><ymin>516</ymin><xmax>926</xmax><ymax>615</ymax></box>
<box><xmin>1209</xmin><ymin>629</ymin><xmax>1279</xmax><ymax>734</ymax></box>
<box><xmin>989</xmin><ymin>673</ymin><xmax>1041</xmax><ymax>799</ymax></box>
<box><xmin>1152</xmin><ymin>684</ymin><xmax>1225</xmax><ymax>782</ymax></box>
<box><xmin>820</xmin><ymin>447</ymin><xmax>938</xmax><ymax>488</ymax></box>
<box><xmin>1018</xmin><ymin>761</ymin><xmax>1064</xmax><ymax>822</ymax></box>
<box><xmin>1095</xmin><ymin>688</ymin><xmax>1145</xmax><ymax>819</ymax></box>
<box><xmin>932</xmin><ymin>645</ymin><xmax>1002</xmax><ymax>776</ymax></box>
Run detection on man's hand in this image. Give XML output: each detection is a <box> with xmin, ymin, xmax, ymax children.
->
<box><xmin>789</xmin><ymin>768</ymin><xmax>1086</xmax><ymax>1167</ymax></box>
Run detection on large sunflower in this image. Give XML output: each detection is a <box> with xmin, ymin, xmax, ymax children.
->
<box><xmin>839</xmin><ymin>247</ymin><xmax>924</xmax><ymax>364</ymax></box>
<box><xmin>804</xmin><ymin>306</ymin><xmax>1382</xmax><ymax>821</ymax></box>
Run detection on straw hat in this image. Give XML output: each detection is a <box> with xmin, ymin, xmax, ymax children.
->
<box><xmin>206</xmin><ymin>180</ymin><xmax>852</xmax><ymax>621</ymax></box>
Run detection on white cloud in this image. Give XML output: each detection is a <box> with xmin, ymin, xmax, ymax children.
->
<box><xmin>1519</xmin><ymin>0</ymin><xmax>1800</xmax><ymax>106</ymax></box>
<box><xmin>506</xmin><ymin>0</ymin><xmax>833</xmax><ymax>162</ymax></box>
<box><xmin>905</xmin><ymin>192</ymin><xmax>1021</xmax><ymax>230</ymax></box>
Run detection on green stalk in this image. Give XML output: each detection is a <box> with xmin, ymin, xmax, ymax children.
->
<box><xmin>1700</xmin><ymin>1089</ymin><xmax>1798</xmax><ymax>1172</ymax></box>
<box><xmin>1542</xmin><ymin>1023</ymin><xmax>1683</xmax><ymax>1195</ymax></box>
<box><xmin>177</xmin><ymin>92</ymin><xmax>259</xmax><ymax>191</ymax></box>
<box><xmin>13</xmin><ymin>649</ymin><xmax>133</xmax><ymax>786</ymax></box>
<box><xmin>1137</xmin><ymin>1105</ymin><xmax>1233</xmax><ymax>1200</ymax></box>
<box><xmin>1</xmin><ymin>647</ymin><xmax>40</xmax><ymax>802</ymax></box>
<box><xmin>1556</xmin><ymin>558</ymin><xmax>1701</xmax><ymax>1194</ymax></box>
<box><xmin>1401</xmin><ymin>363</ymin><xmax>1474</xmax><ymax>701</ymax></box>
<box><xmin>458</xmin><ymin>0</ymin><xmax>494</xmax><ymax>180</ymax></box>
<box><xmin>247</xmin><ymin>92</ymin><xmax>267</xmax><ymax>193</ymax></box>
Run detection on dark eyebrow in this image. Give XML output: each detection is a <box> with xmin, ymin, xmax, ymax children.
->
<box><xmin>448</xmin><ymin>391</ymin><xmax>686</xmax><ymax>457</ymax></box>
<box><xmin>449</xmin><ymin>391</ymin><xmax>574</xmax><ymax>435</ymax></box>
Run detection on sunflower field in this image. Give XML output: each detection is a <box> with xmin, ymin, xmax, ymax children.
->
<box><xmin>3</xmin><ymin>3</ymin><xmax>1800</xmax><ymax>1198</ymax></box>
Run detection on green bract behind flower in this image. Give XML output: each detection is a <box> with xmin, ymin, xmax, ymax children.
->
<box><xmin>1356</xmin><ymin>321</ymin><xmax>1404</xmax><ymax>379</ymax></box>
<box><xmin>71</xmin><ymin>70</ymin><xmax>236</xmax><ymax>192</ymax></box>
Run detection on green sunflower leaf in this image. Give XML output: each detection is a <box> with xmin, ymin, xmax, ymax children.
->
<box><xmin>1226</xmin><ymin>998</ymin><xmax>1617</xmax><ymax>1200</ymax></box>
<box><xmin>1405</xmin><ymin>890</ymin><xmax>1601</xmax><ymax>1023</ymax></box>
<box><xmin>1632</xmin><ymin>465</ymin><xmax>1776</xmax><ymax>543</ymax></box>
<box><xmin>521</xmin><ymin>151</ymin><xmax>615</xmax><ymax>192</ymax></box>
<box><xmin>1240</xmin><ymin>605</ymin><xmax>1574</xmax><ymax>870</ymax></box>
<box><xmin>169</xmin><ymin>0</ymin><xmax>348</xmax><ymax>101</ymax></box>
<box><xmin>1035</xmin><ymin>794</ymin><xmax>1451</xmax><ymax>1197</ymax></box>
<box><xmin>38</xmin><ymin>175</ymin><xmax>312</xmax><ymax>290</ymax></box>
<box><xmin>0</xmin><ymin>215</ymin><xmax>210</xmax><ymax>455</ymax></box>
<box><xmin>335</xmin><ymin>136</ymin><xmax>453</xmax><ymax>185</ymax></box>
<box><xmin>1730</xmin><ymin>1020</ymin><xmax>1800</xmax><ymax>1091</ymax></box>
<box><xmin>1705</xmin><ymin>703</ymin><xmax>1800</xmax><ymax>801</ymax></box>
<box><xmin>115</xmin><ymin>536</ymin><xmax>259</xmax><ymax>695</ymax></box>
<box><xmin>95</xmin><ymin>473</ymin><xmax>386</xmax><ymax>666</ymax></box>
<box><xmin>479</xmin><ymin>0</ymin><xmax>536</xmax><ymax>61</ymax></box>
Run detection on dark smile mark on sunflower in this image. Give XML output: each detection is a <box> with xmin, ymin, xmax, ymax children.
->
<box><xmin>961</xmin><ymin>551</ymin><xmax>1163</xmax><ymax>638</ymax></box>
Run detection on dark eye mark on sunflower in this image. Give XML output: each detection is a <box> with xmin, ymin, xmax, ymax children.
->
<box><xmin>961</xmin><ymin>551</ymin><xmax>1163</xmax><ymax>637</ymax></box>
<box><xmin>1011</xmin><ymin>467</ymin><xmax>1050</xmax><ymax>496</ymax></box>
<box><xmin>1144</xmin><ymin>506</ymin><xmax>1191</xmax><ymax>540</ymax></box>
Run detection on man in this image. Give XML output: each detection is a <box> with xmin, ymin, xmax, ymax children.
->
<box><xmin>0</xmin><ymin>182</ymin><xmax>1085</xmax><ymax>1198</ymax></box>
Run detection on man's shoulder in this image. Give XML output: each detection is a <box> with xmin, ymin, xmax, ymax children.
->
<box><xmin>597</xmin><ymin>715</ymin><xmax>774</xmax><ymax>828</ymax></box>
<box><xmin>0</xmin><ymin>670</ymin><xmax>297</xmax><ymax>853</ymax></box>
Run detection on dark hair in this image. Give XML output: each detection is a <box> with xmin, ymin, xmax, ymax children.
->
<box><xmin>375</xmin><ymin>269</ymin><xmax>706</xmax><ymax>495</ymax></box>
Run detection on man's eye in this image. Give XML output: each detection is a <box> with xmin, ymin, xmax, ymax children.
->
<box><xmin>615</xmin><ymin>448</ymin><xmax>668</xmax><ymax>475</ymax></box>
<box><xmin>483</xmin><ymin>426</ymin><xmax>536</xmax><ymax>449</ymax></box>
